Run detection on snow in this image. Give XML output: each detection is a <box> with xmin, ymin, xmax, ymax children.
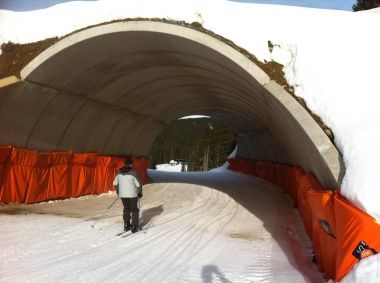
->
<box><xmin>1</xmin><ymin>0</ymin><xmax>380</xmax><ymax>280</ymax></box>
<box><xmin>340</xmin><ymin>254</ymin><xmax>380</xmax><ymax>283</ymax></box>
<box><xmin>0</xmin><ymin>170</ymin><xmax>325</xmax><ymax>282</ymax></box>
<box><xmin>155</xmin><ymin>162</ymin><xmax>183</xmax><ymax>172</ymax></box>
<box><xmin>180</xmin><ymin>115</ymin><xmax>211</xmax><ymax>119</ymax></box>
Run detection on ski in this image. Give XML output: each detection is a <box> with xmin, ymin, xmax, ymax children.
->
<box><xmin>118</xmin><ymin>222</ymin><xmax>155</xmax><ymax>238</ymax></box>
<box><xmin>116</xmin><ymin>231</ymin><xmax>129</xmax><ymax>236</ymax></box>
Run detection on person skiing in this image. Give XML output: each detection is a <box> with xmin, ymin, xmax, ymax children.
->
<box><xmin>113</xmin><ymin>157</ymin><xmax>142</xmax><ymax>233</ymax></box>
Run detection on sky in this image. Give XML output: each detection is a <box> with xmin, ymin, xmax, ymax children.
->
<box><xmin>231</xmin><ymin>0</ymin><xmax>355</xmax><ymax>11</ymax></box>
<box><xmin>0</xmin><ymin>0</ymin><xmax>357</xmax><ymax>12</ymax></box>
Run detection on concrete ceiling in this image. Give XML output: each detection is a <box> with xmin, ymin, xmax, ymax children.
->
<box><xmin>0</xmin><ymin>21</ymin><xmax>344</xmax><ymax>188</ymax></box>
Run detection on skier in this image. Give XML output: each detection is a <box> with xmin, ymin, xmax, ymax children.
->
<box><xmin>113</xmin><ymin>157</ymin><xmax>142</xmax><ymax>233</ymax></box>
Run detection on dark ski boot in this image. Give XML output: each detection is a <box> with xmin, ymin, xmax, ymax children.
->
<box><xmin>124</xmin><ymin>223</ymin><xmax>131</xmax><ymax>232</ymax></box>
<box><xmin>131</xmin><ymin>226</ymin><xmax>139</xmax><ymax>234</ymax></box>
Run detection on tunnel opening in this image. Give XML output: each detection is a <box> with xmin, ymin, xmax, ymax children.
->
<box><xmin>149</xmin><ymin>116</ymin><xmax>237</xmax><ymax>172</ymax></box>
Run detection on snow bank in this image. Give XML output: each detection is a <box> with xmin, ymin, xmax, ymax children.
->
<box><xmin>0</xmin><ymin>0</ymin><xmax>380</xmax><ymax>221</ymax></box>
<box><xmin>340</xmin><ymin>254</ymin><xmax>380</xmax><ymax>283</ymax></box>
<box><xmin>155</xmin><ymin>161</ymin><xmax>183</xmax><ymax>172</ymax></box>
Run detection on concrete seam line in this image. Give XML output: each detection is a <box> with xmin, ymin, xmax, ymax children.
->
<box><xmin>24</xmin><ymin>78</ymin><xmax>167</xmax><ymax>127</ymax></box>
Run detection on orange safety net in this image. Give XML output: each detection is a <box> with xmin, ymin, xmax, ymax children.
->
<box><xmin>334</xmin><ymin>195</ymin><xmax>380</xmax><ymax>281</ymax></box>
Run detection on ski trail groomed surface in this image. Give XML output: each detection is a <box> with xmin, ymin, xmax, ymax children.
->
<box><xmin>0</xmin><ymin>170</ymin><xmax>325</xmax><ymax>282</ymax></box>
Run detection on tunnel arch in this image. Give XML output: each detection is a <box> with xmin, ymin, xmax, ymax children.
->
<box><xmin>0</xmin><ymin>20</ymin><xmax>343</xmax><ymax>188</ymax></box>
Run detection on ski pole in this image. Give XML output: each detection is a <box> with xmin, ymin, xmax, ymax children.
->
<box><xmin>107</xmin><ymin>196</ymin><xmax>120</xmax><ymax>209</ymax></box>
<box><xmin>91</xmin><ymin>196</ymin><xmax>119</xmax><ymax>228</ymax></box>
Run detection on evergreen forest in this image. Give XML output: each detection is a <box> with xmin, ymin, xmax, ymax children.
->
<box><xmin>149</xmin><ymin>118</ymin><xmax>237</xmax><ymax>171</ymax></box>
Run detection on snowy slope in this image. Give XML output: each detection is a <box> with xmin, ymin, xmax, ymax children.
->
<box><xmin>1</xmin><ymin>0</ymin><xmax>380</xmax><ymax>221</ymax></box>
<box><xmin>0</xmin><ymin>170</ymin><xmax>325</xmax><ymax>282</ymax></box>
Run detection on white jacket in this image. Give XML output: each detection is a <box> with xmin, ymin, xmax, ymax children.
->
<box><xmin>113</xmin><ymin>171</ymin><xmax>141</xmax><ymax>198</ymax></box>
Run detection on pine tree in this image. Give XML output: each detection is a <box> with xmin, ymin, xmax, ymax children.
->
<box><xmin>353</xmin><ymin>0</ymin><xmax>380</xmax><ymax>11</ymax></box>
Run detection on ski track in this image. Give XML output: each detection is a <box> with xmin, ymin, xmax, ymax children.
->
<box><xmin>0</xmin><ymin>170</ymin><xmax>325</xmax><ymax>283</ymax></box>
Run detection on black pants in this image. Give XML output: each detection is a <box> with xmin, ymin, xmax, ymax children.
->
<box><xmin>121</xmin><ymin>197</ymin><xmax>139</xmax><ymax>228</ymax></box>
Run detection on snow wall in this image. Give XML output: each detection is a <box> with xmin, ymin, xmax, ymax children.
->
<box><xmin>0</xmin><ymin>145</ymin><xmax>148</xmax><ymax>203</ymax></box>
<box><xmin>228</xmin><ymin>158</ymin><xmax>380</xmax><ymax>281</ymax></box>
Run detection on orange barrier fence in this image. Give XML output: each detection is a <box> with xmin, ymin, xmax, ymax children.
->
<box><xmin>307</xmin><ymin>189</ymin><xmax>336</xmax><ymax>280</ymax></box>
<box><xmin>227</xmin><ymin>157</ymin><xmax>380</xmax><ymax>281</ymax></box>
<box><xmin>25</xmin><ymin>152</ymin><xmax>70</xmax><ymax>203</ymax></box>
<box><xmin>0</xmin><ymin>146</ymin><xmax>148</xmax><ymax>204</ymax></box>
<box><xmin>94</xmin><ymin>156</ymin><xmax>115</xmax><ymax>195</ymax></box>
<box><xmin>133</xmin><ymin>157</ymin><xmax>148</xmax><ymax>185</ymax></box>
<box><xmin>1</xmin><ymin>148</ymin><xmax>38</xmax><ymax>203</ymax></box>
<box><xmin>0</xmin><ymin>146</ymin><xmax>12</xmax><ymax>198</ymax></box>
<box><xmin>334</xmin><ymin>195</ymin><xmax>380</xmax><ymax>281</ymax></box>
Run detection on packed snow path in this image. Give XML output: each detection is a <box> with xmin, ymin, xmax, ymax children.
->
<box><xmin>0</xmin><ymin>170</ymin><xmax>325</xmax><ymax>282</ymax></box>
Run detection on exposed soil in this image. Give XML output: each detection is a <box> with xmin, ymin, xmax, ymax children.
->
<box><xmin>0</xmin><ymin>38</ymin><xmax>58</xmax><ymax>79</ymax></box>
<box><xmin>0</xmin><ymin>18</ymin><xmax>333</xmax><ymax>142</ymax></box>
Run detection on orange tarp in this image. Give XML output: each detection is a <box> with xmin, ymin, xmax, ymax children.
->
<box><xmin>25</xmin><ymin>152</ymin><xmax>52</xmax><ymax>204</ymax></box>
<box><xmin>307</xmin><ymin>190</ymin><xmax>337</xmax><ymax>280</ymax></box>
<box><xmin>275</xmin><ymin>164</ymin><xmax>288</xmax><ymax>191</ymax></box>
<box><xmin>133</xmin><ymin>157</ymin><xmax>148</xmax><ymax>185</ymax></box>
<box><xmin>0</xmin><ymin>146</ymin><xmax>149</xmax><ymax>203</ymax></box>
<box><xmin>225</xmin><ymin>158</ymin><xmax>380</xmax><ymax>281</ymax></box>
<box><xmin>334</xmin><ymin>195</ymin><xmax>380</xmax><ymax>281</ymax></box>
<box><xmin>297</xmin><ymin>173</ymin><xmax>322</xmax><ymax>237</ymax></box>
<box><xmin>95</xmin><ymin>156</ymin><xmax>115</xmax><ymax>194</ymax></box>
<box><xmin>68</xmin><ymin>153</ymin><xmax>97</xmax><ymax>198</ymax></box>
<box><xmin>1</xmin><ymin>148</ymin><xmax>38</xmax><ymax>203</ymax></box>
<box><xmin>48</xmin><ymin>152</ymin><xmax>72</xmax><ymax>200</ymax></box>
<box><xmin>113</xmin><ymin>156</ymin><xmax>125</xmax><ymax>172</ymax></box>
<box><xmin>0</xmin><ymin>146</ymin><xmax>12</xmax><ymax>200</ymax></box>
<box><xmin>293</xmin><ymin>167</ymin><xmax>306</xmax><ymax>206</ymax></box>
<box><xmin>25</xmin><ymin>152</ymin><xmax>74</xmax><ymax>203</ymax></box>
<box><xmin>25</xmin><ymin>152</ymin><xmax>72</xmax><ymax>203</ymax></box>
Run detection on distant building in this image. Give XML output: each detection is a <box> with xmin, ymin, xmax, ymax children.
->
<box><xmin>155</xmin><ymin>159</ymin><xmax>189</xmax><ymax>172</ymax></box>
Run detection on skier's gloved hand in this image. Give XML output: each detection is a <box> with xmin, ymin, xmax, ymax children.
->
<box><xmin>138</xmin><ymin>193</ymin><xmax>143</xmax><ymax>198</ymax></box>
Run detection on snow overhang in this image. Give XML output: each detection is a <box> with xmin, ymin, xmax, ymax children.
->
<box><xmin>0</xmin><ymin>20</ymin><xmax>344</xmax><ymax>188</ymax></box>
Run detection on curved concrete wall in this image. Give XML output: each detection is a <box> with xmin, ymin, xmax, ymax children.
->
<box><xmin>0</xmin><ymin>21</ymin><xmax>343</xmax><ymax>187</ymax></box>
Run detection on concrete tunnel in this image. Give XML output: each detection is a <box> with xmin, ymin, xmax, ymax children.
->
<box><xmin>0</xmin><ymin>20</ymin><xmax>344</xmax><ymax>188</ymax></box>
